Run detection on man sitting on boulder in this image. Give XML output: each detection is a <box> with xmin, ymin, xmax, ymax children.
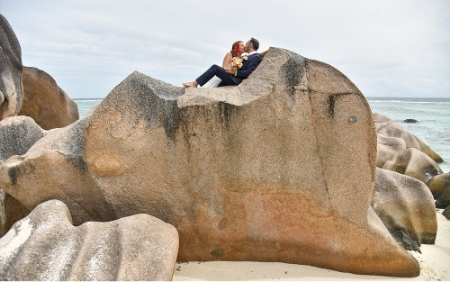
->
<box><xmin>182</xmin><ymin>38</ymin><xmax>262</xmax><ymax>88</ymax></box>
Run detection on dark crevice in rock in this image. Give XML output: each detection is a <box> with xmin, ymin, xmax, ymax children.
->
<box><xmin>327</xmin><ymin>93</ymin><xmax>355</xmax><ymax>119</ymax></box>
<box><xmin>391</xmin><ymin>229</ymin><xmax>421</xmax><ymax>253</ymax></box>
<box><xmin>305</xmin><ymin>91</ymin><xmax>335</xmax><ymax>215</ymax></box>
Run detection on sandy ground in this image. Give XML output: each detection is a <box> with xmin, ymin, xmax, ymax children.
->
<box><xmin>173</xmin><ymin>210</ymin><xmax>450</xmax><ymax>281</ymax></box>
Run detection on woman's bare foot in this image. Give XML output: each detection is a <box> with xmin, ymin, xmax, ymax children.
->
<box><xmin>182</xmin><ymin>81</ymin><xmax>199</xmax><ymax>88</ymax></box>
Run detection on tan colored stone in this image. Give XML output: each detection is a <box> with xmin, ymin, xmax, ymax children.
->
<box><xmin>0</xmin><ymin>47</ymin><xmax>420</xmax><ymax>277</ymax></box>
<box><xmin>19</xmin><ymin>66</ymin><xmax>79</xmax><ymax>130</ymax></box>
<box><xmin>427</xmin><ymin>173</ymin><xmax>450</xmax><ymax>199</ymax></box>
<box><xmin>376</xmin><ymin>132</ymin><xmax>442</xmax><ymax>183</ymax></box>
<box><xmin>372</xmin><ymin>168</ymin><xmax>437</xmax><ymax>252</ymax></box>
<box><xmin>374</xmin><ymin>113</ymin><xmax>443</xmax><ymax>163</ymax></box>
<box><xmin>0</xmin><ymin>190</ymin><xmax>30</xmax><ymax>237</ymax></box>
<box><xmin>0</xmin><ymin>116</ymin><xmax>45</xmax><ymax>236</ymax></box>
<box><xmin>435</xmin><ymin>187</ymin><xmax>450</xmax><ymax>209</ymax></box>
<box><xmin>0</xmin><ymin>199</ymin><xmax>179</xmax><ymax>281</ymax></box>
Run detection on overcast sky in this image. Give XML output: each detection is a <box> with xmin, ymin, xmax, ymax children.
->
<box><xmin>2</xmin><ymin>0</ymin><xmax>449</xmax><ymax>99</ymax></box>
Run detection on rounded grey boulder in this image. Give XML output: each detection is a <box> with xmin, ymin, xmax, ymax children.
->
<box><xmin>0</xmin><ymin>116</ymin><xmax>45</xmax><ymax>162</ymax></box>
<box><xmin>0</xmin><ymin>199</ymin><xmax>179</xmax><ymax>281</ymax></box>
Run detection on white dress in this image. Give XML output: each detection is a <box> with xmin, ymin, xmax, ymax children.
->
<box><xmin>201</xmin><ymin>52</ymin><xmax>247</xmax><ymax>88</ymax></box>
<box><xmin>201</xmin><ymin>75</ymin><xmax>222</xmax><ymax>88</ymax></box>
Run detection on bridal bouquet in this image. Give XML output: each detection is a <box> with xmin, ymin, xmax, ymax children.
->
<box><xmin>231</xmin><ymin>57</ymin><xmax>243</xmax><ymax>76</ymax></box>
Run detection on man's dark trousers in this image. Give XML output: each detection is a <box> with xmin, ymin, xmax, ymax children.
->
<box><xmin>195</xmin><ymin>53</ymin><xmax>262</xmax><ymax>87</ymax></box>
<box><xmin>195</xmin><ymin>65</ymin><xmax>238</xmax><ymax>87</ymax></box>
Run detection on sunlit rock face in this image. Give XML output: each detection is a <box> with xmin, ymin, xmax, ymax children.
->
<box><xmin>374</xmin><ymin>113</ymin><xmax>443</xmax><ymax>163</ymax></box>
<box><xmin>19</xmin><ymin>66</ymin><xmax>79</xmax><ymax>130</ymax></box>
<box><xmin>372</xmin><ymin>168</ymin><xmax>437</xmax><ymax>252</ymax></box>
<box><xmin>0</xmin><ymin>47</ymin><xmax>421</xmax><ymax>277</ymax></box>
<box><xmin>427</xmin><ymin>173</ymin><xmax>450</xmax><ymax>200</ymax></box>
<box><xmin>0</xmin><ymin>200</ymin><xmax>179</xmax><ymax>281</ymax></box>
<box><xmin>0</xmin><ymin>14</ymin><xmax>23</xmax><ymax>120</ymax></box>
<box><xmin>375</xmin><ymin>120</ymin><xmax>443</xmax><ymax>183</ymax></box>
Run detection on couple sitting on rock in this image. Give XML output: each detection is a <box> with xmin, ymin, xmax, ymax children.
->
<box><xmin>183</xmin><ymin>37</ymin><xmax>262</xmax><ymax>88</ymax></box>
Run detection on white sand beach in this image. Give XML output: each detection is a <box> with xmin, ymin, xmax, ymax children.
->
<box><xmin>173</xmin><ymin>210</ymin><xmax>450</xmax><ymax>281</ymax></box>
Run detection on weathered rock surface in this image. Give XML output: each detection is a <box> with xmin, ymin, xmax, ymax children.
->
<box><xmin>427</xmin><ymin>173</ymin><xmax>450</xmax><ymax>199</ymax></box>
<box><xmin>372</xmin><ymin>168</ymin><xmax>437</xmax><ymax>252</ymax></box>
<box><xmin>0</xmin><ymin>190</ymin><xmax>30</xmax><ymax>238</ymax></box>
<box><xmin>0</xmin><ymin>47</ymin><xmax>420</xmax><ymax>277</ymax></box>
<box><xmin>0</xmin><ymin>14</ymin><xmax>23</xmax><ymax>120</ymax></box>
<box><xmin>0</xmin><ymin>200</ymin><xmax>179</xmax><ymax>281</ymax></box>
<box><xmin>376</xmin><ymin>128</ymin><xmax>443</xmax><ymax>183</ymax></box>
<box><xmin>443</xmin><ymin>205</ymin><xmax>450</xmax><ymax>220</ymax></box>
<box><xmin>435</xmin><ymin>187</ymin><xmax>450</xmax><ymax>209</ymax></box>
<box><xmin>0</xmin><ymin>116</ymin><xmax>46</xmax><ymax>161</ymax></box>
<box><xmin>0</xmin><ymin>116</ymin><xmax>44</xmax><ymax>236</ymax></box>
<box><xmin>374</xmin><ymin>113</ymin><xmax>443</xmax><ymax>163</ymax></box>
<box><xmin>19</xmin><ymin>66</ymin><xmax>79</xmax><ymax>130</ymax></box>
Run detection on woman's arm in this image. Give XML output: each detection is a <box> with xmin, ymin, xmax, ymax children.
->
<box><xmin>222</xmin><ymin>52</ymin><xmax>233</xmax><ymax>68</ymax></box>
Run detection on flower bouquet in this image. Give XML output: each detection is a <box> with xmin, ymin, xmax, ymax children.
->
<box><xmin>231</xmin><ymin>57</ymin><xmax>243</xmax><ymax>76</ymax></box>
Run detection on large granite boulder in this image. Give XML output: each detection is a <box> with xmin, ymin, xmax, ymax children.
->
<box><xmin>0</xmin><ymin>14</ymin><xmax>23</xmax><ymax>120</ymax></box>
<box><xmin>372</xmin><ymin>168</ymin><xmax>437</xmax><ymax>252</ymax></box>
<box><xmin>374</xmin><ymin>113</ymin><xmax>443</xmax><ymax>163</ymax></box>
<box><xmin>19</xmin><ymin>66</ymin><xmax>79</xmax><ymax>130</ymax></box>
<box><xmin>0</xmin><ymin>116</ymin><xmax>45</xmax><ymax>236</ymax></box>
<box><xmin>0</xmin><ymin>47</ymin><xmax>420</xmax><ymax>277</ymax></box>
<box><xmin>376</xmin><ymin>131</ymin><xmax>442</xmax><ymax>183</ymax></box>
<box><xmin>427</xmin><ymin>173</ymin><xmax>450</xmax><ymax>199</ymax></box>
<box><xmin>0</xmin><ymin>200</ymin><xmax>179</xmax><ymax>281</ymax></box>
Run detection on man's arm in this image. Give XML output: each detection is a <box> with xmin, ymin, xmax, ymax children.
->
<box><xmin>236</xmin><ymin>54</ymin><xmax>261</xmax><ymax>78</ymax></box>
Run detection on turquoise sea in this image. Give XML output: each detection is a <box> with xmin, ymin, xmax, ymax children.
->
<box><xmin>74</xmin><ymin>97</ymin><xmax>450</xmax><ymax>173</ymax></box>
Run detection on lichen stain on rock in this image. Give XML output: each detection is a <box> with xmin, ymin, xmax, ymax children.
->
<box><xmin>218</xmin><ymin>102</ymin><xmax>237</xmax><ymax>128</ymax></box>
<box><xmin>65</xmin><ymin>154</ymin><xmax>88</xmax><ymax>172</ymax></box>
<box><xmin>279</xmin><ymin>50</ymin><xmax>306</xmax><ymax>100</ymax></box>
<box><xmin>161</xmin><ymin>99</ymin><xmax>180</xmax><ymax>139</ymax></box>
<box><xmin>8</xmin><ymin>163</ymin><xmax>35</xmax><ymax>185</ymax></box>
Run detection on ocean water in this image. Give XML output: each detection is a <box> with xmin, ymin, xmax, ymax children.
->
<box><xmin>74</xmin><ymin>97</ymin><xmax>450</xmax><ymax>173</ymax></box>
